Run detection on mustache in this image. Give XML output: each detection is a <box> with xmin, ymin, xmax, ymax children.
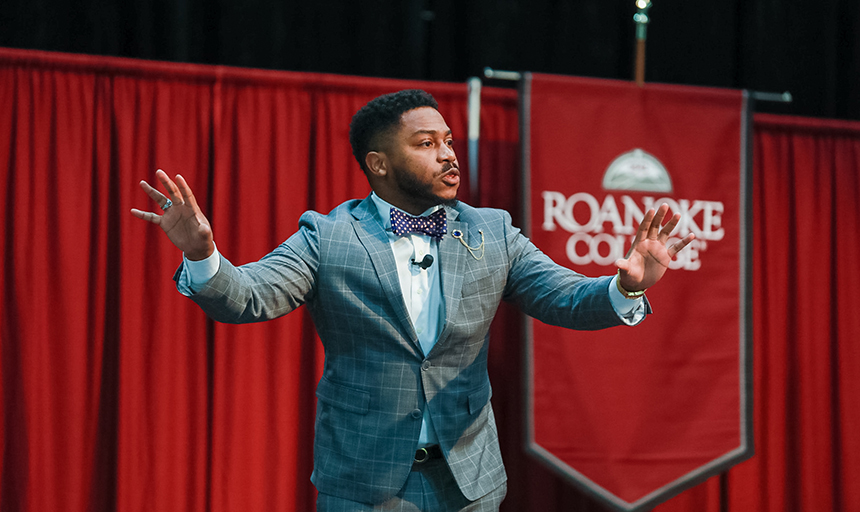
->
<box><xmin>441</xmin><ymin>162</ymin><xmax>459</xmax><ymax>174</ymax></box>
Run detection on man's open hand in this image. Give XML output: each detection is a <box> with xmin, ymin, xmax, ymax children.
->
<box><xmin>130</xmin><ymin>169</ymin><xmax>214</xmax><ymax>260</ymax></box>
<box><xmin>615</xmin><ymin>203</ymin><xmax>695</xmax><ymax>292</ymax></box>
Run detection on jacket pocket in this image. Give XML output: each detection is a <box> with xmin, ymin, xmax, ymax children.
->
<box><xmin>460</xmin><ymin>267</ymin><xmax>505</xmax><ymax>298</ymax></box>
<box><xmin>467</xmin><ymin>381</ymin><xmax>492</xmax><ymax>415</ymax></box>
<box><xmin>316</xmin><ymin>376</ymin><xmax>371</xmax><ymax>415</ymax></box>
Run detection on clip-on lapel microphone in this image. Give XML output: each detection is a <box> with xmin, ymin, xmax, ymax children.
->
<box><xmin>411</xmin><ymin>254</ymin><xmax>434</xmax><ymax>270</ymax></box>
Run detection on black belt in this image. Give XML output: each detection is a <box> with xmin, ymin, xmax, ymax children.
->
<box><xmin>413</xmin><ymin>445</ymin><xmax>443</xmax><ymax>464</ymax></box>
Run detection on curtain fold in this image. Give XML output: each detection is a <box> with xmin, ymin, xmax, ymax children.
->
<box><xmin>2</xmin><ymin>48</ymin><xmax>860</xmax><ymax>511</ymax></box>
<box><xmin>726</xmin><ymin>113</ymin><xmax>860</xmax><ymax>512</ymax></box>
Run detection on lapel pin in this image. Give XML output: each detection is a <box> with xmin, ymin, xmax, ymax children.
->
<box><xmin>452</xmin><ymin>229</ymin><xmax>485</xmax><ymax>261</ymax></box>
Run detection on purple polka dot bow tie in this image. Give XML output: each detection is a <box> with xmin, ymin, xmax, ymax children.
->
<box><xmin>390</xmin><ymin>207</ymin><xmax>447</xmax><ymax>240</ymax></box>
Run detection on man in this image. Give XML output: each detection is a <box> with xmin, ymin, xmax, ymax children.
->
<box><xmin>131</xmin><ymin>89</ymin><xmax>694</xmax><ymax>511</ymax></box>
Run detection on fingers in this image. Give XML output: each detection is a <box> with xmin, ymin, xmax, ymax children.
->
<box><xmin>637</xmin><ymin>204</ymin><xmax>681</xmax><ymax>242</ymax></box>
<box><xmin>138</xmin><ymin>169</ymin><xmax>192</xmax><ymax>210</ymax></box>
<box><xmin>132</xmin><ymin>169</ymin><xmax>192</xmax><ymax>225</ymax></box>
<box><xmin>139</xmin><ymin>179</ymin><xmax>171</xmax><ymax>209</ymax></box>
<box><xmin>657</xmin><ymin>212</ymin><xmax>681</xmax><ymax>243</ymax></box>
<box><xmin>627</xmin><ymin>207</ymin><xmax>654</xmax><ymax>256</ymax></box>
<box><xmin>636</xmin><ymin>208</ymin><xmax>655</xmax><ymax>239</ymax></box>
<box><xmin>155</xmin><ymin>169</ymin><xmax>184</xmax><ymax>206</ymax></box>
<box><xmin>130</xmin><ymin>207</ymin><xmax>162</xmax><ymax>225</ymax></box>
<box><xmin>174</xmin><ymin>174</ymin><xmax>199</xmax><ymax>211</ymax></box>
<box><xmin>647</xmin><ymin>203</ymin><xmax>669</xmax><ymax>240</ymax></box>
<box><xmin>628</xmin><ymin>203</ymin><xmax>693</xmax><ymax>253</ymax></box>
<box><xmin>667</xmin><ymin>233</ymin><xmax>696</xmax><ymax>257</ymax></box>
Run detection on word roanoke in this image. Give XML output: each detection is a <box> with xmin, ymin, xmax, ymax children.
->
<box><xmin>541</xmin><ymin>191</ymin><xmax>724</xmax><ymax>270</ymax></box>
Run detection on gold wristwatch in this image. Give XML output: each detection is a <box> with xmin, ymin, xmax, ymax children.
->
<box><xmin>616</xmin><ymin>272</ymin><xmax>646</xmax><ymax>299</ymax></box>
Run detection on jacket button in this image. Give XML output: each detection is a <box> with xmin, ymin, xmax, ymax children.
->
<box><xmin>421</xmin><ymin>360</ymin><xmax>431</xmax><ymax>371</ymax></box>
<box><xmin>411</xmin><ymin>409</ymin><xmax>422</xmax><ymax>419</ymax></box>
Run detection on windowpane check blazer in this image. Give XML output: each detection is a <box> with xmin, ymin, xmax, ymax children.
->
<box><xmin>175</xmin><ymin>195</ymin><xmax>646</xmax><ymax>505</ymax></box>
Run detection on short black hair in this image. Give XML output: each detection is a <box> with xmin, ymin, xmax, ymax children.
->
<box><xmin>349</xmin><ymin>89</ymin><xmax>439</xmax><ymax>173</ymax></box>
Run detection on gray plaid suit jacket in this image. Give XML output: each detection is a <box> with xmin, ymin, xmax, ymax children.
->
<box><xmin>177</xmin><ymin>195</ymin><xmax>638</xmax><ymax>505</ymax></box>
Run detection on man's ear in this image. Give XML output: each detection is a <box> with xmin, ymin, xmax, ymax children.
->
<box><xmin>365</xmin><ymin>151</ymin><xmax>387</xmax><ymax>177</ymax></box>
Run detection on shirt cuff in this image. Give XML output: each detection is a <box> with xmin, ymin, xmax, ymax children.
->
<box><xmin>608</xmin><ymin>274</ymin><xmax>646</xmax><ymax>325</ymax></box>
<box><xmin>178</xmin><ymin>243</ymin><xmax>220</xmax><ymax>295</ymax></box>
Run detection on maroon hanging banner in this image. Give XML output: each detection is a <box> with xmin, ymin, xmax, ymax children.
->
<box><xmin>522</xmin><ymin>73</ymin><xmax>753</xmax><ymax>511</ymax></box>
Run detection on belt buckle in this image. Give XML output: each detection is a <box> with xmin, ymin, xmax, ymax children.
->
<box><xmin>414</xmin><ymin>447</ymin><xmax>430</xmax><ymax>464</ymax></box>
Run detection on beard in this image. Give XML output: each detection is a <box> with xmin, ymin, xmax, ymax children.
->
<box><xmin>391</xmin><ymin>163</ymin><xmax>460</xmax><ymax>209</ymax></box>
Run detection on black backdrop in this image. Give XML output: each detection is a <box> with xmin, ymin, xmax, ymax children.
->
<box><xmin>2</xmin><ymin>0</ymin><xmax>858</xmax><ymax>121</ymax></box>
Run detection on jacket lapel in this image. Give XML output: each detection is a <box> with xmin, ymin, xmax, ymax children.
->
<box><xmin>350</xmin><ymin>197</ymin><xmax>421</xmax><ymax>351</ymax></box>
<box><xmin>434</xmin><ymin>207</ymin><xmax>468</xmax><ymax>350</ymax></box>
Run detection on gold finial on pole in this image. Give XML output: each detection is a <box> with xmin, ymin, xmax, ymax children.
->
<box><xmin>633</xmin><ymin>0</ymin><xmax>652</xmax><ymax>86</ymax></box>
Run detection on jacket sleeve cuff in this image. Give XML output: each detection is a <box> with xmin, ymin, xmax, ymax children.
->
<box><xmin>608</xmin><ymin>274</ymin><xmax>646</xmax><ymax>325</ymax></box>
<box><xmin>175</xmin><ymin>243</ymin><xmax>221</xmax><ymax>296</ymax></box>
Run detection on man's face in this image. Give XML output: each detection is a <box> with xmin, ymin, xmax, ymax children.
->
<box><xmin>379</xmin><ymin>107</ymin><xmax>460</xmax><ymax>215</ymax></box>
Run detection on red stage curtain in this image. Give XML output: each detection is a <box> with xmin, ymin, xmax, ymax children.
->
<box><xmin>0</xmin><ymin>48</ymin><xmax>518</xmax><ymax>512</ymax></box>
<box><xmin>725</xmin><ymin>114</ymin><xmax>860</xmax><ymax>512</ymax></box>
<box><xmin>2</xmin><ymin>48</ymin><xmax>860</xmax><ymax>512</ymax></box>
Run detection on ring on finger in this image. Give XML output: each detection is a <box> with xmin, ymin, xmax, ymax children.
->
<box><xmin>161</xmin><ymin>198</ymin><xmax>173</xmax><ymax>211</ymax></box>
